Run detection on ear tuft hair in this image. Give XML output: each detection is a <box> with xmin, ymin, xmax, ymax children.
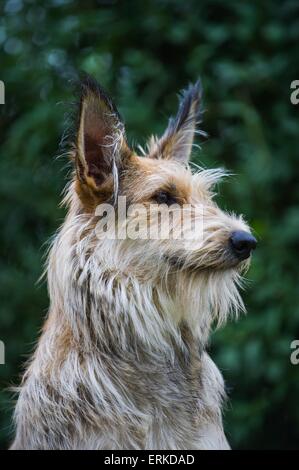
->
<box><xmin>79</xmin><ymin>74</ymin><xmax>122</xmax><ymax>125</ymax></box>
<box><xmin>171</xmin><ymin>80</ymin><xmax>203</xmax><ymax>133</ymax></box>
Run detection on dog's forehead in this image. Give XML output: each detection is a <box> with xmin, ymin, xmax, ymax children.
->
<box><xmin>127</xmin><ymin>155</ymin><xmax>211</xmax><ymax>200</ymax></box>
<box><xmin>119</xmin><ymin>154</ymin><xmax>193</xmax><ymax>202</ymax></box>
<box><xmin>130</xmin><ymin>154</ymin><xmax>192</xmax><ymax>185</ymax></box>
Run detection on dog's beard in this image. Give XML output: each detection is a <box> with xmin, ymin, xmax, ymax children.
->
<box><xmin>162</xmin><ymin>257</ymin><xmax>248</xmax><ymax>340</ymax></box>
<box><xmin>163</xmin><ymin>246</ymin><xmax>251</xmax><ymax>273</ymax></box>
<box><xmin>162</xmin><ymin>252</ymin><xmax>250</xmax><ymax>341</ymax></box>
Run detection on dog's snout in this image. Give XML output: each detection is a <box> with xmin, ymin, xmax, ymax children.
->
<box><xmin>229</xmin><ymin>230</ymin><xmax>257</xmax><ymax>260</ymax></box>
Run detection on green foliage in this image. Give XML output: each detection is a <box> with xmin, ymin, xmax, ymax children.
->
<box><xmin>1</xmin><ymin>0</ymin><xmax>299</xmax><ymax>449</ymax></box>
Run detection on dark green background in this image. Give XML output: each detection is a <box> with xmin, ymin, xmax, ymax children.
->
<box><xmin>1</xmin><ymin>0</ymin><xmax>299</xmax><ymax>449</ymax></box>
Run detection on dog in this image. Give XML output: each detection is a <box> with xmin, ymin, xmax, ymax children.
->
<box><xmin>11</xmin><ymin>76</ymin><xmax>257</xmax><ymax>449</ymax></box>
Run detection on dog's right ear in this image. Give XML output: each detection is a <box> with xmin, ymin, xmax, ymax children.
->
<box><xmin>75</xmin><ymin>76</ymin><xmax>132</xmax><ymax>197</ymax></box>
<box><xmin>147</xmin><ymin>81</ymin><xmax>203</xmax><ymax>164</ymax></box>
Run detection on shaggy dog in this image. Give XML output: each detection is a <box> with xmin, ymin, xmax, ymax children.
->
<box><xmin>11</xmin><ymin>76</ymin><xmax>256</xmax><ymax>449</ymax></box>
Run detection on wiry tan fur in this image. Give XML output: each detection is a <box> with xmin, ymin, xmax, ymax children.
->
<box><xmin>11</xmin><ymin>77</ymin><xmax>253</xmax><ymax>450</ymax></box>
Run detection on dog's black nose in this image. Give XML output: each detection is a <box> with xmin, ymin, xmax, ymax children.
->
<box><xmin>230</xmin><ymin>230</ymin><xmax>257</xmax><ymax>260</ymax></box>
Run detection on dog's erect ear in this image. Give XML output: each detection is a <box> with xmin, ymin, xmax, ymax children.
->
<box><xmin>76</xmin><ymin>76</ymin><xmax>132</xmax><ymax>193</ymax></box>
<box><xmin>148</xmin><ymin>81</ymin><xmax>203</xmax><ymax>164</ymax></box>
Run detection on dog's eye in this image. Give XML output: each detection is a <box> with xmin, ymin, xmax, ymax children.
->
<box><xmin>153</xmin><ymin>191</ymin><xmax>177</xmax><ymax>206</ymax></box>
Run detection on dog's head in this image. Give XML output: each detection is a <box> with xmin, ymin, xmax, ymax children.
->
<box><xmin>65</xmin><ymin>75</ymin><xmax>256</xmax><ymax>329</ymax></box>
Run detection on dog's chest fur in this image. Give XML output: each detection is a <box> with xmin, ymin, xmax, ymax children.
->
<box><xmin>12</xmin><ymin>295</ymin><xmax>229</xmax><ymax>450</ymax></box>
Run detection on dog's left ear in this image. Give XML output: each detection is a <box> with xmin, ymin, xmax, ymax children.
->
<box><xmin>148</xmin><ymin>80</ymin><xmax>203</xmax><ymax>164</ymax></box>
<box><xmin>75</xmin><ymin>75</ymin><xmax>132</xmax><ymax>195</ymax></box>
